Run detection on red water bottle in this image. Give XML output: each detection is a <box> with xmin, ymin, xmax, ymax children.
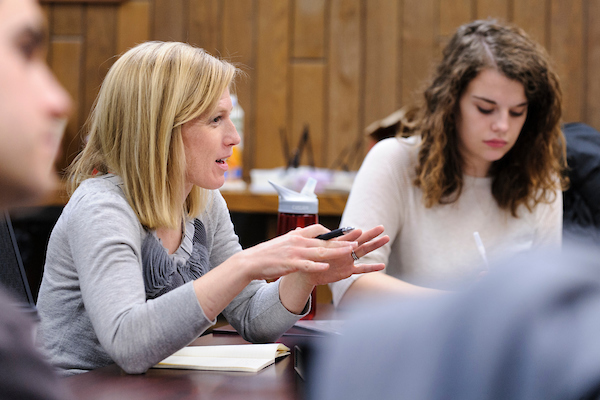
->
<box><xmin>270</xmin><ymin>178</ymin><xmax>319</xmax><ymax>320</ymax></box>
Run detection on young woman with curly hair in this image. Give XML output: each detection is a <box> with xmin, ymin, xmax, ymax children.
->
<box><xmin>330</xmin><ymin>19</ymin><xmax>568</xmax><ymax>306</ymax></box>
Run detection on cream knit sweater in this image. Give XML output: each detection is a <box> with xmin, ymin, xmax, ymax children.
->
<box><xmin>330</xmin><ymin>137</ymin><xmax>562</xmax><ymax>306</ymax></box>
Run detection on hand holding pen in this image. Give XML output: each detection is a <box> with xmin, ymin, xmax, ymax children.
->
<box><xmin>309</xmin><ymin>224</ymin><xmax>388</xmax><ymax>268</ymax></box>
<box><xmin>315</xmin><ymin>225</ymin><xmax>389</xmax><ymax>267</ymax></box>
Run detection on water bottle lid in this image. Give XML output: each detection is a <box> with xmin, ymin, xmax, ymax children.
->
<box><xmin>269</xmin><ymin>178</ymin><xmax>319</xmax><ymax>214</ymax></box>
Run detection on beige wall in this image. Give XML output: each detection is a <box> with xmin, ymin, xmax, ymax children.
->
<box><xmin>42</xmin><ymin>0</ymin><xmax>600</xmax><ymax>175</ymax></box>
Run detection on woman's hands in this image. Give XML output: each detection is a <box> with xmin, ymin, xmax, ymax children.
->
<box><xmin>234</xmin><ymin>224</ymin><xmax>361</xmax><ymax>282</ymax></box>
<box><xmin>277</xmin><ymin>225</ymin><xmax>389</xmax><ymax>314</ymax></box>
<box><xmin>192</xmin><ymin>224</ymin><xmax>388</xmax><ymax>319</ymax></box>
<box><xmin>300</xmin><ymin>225</ymin><xmax>389</xmax><ymax>285</ymax></box>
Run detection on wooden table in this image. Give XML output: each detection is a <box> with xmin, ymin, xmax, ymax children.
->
<box><xmin>37</xmin><ymin>184</ymin><xmax>348</xmax><ymax>217</ymax></box>
<box><xmin>64</xmin><ymin>306</ymin><xmax>342</xmax><ymax>400</ymax></box>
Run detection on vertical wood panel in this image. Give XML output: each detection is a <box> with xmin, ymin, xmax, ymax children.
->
<box><xmin>476</xmin><ymin>0</ymin><xmax>509</xmax><ymax>21</ymax></box>
<box><xmin>117</xmin><ymin>0</ymin><xmax>150</xmax><ymax>54</ymax></box>
<box><xmin>328</xmin><ymin>0</ymin><xmax>361</xmax><ymax>167</ymax></box>
<box><xmin>254</xmin><ymin>0</ymin><xmax>290</xmax><ymax>169</ymax></box>
<box><xmin>41</xmin><ymin>4</ymin><xmax>51</xmax><ymax>22</ymax></box>
<box><xmin>439</xmin><ymin>0</ymin><xmax>472</xmax><ymax>37</ymax></box>
<box><xmin>51</xmin><ymin>4</ymin><xmax>83</xmax><ymax>35</ymax></box>
<box><xmin>396</xmin><ymin>0</ymin><xmax>403</xmax><ymax>112</ymax></box>
<box><xmin>50</xmin><ymin>41</ymin><xmax>82</xmax><ymax>172</ymax></box>
<box><xmin>401</xmin><ymin>0</ymin><xmax>436</xmax><ymax>106</ymax></box>
<box><xmin>41</xmin><ymin>5</ymin><xmax>51</xmax><ymax>64</ymax></box>
<box><xmin>512</xmin><ymin>0</ymin><xmax>548</xmax><ymax>47</ymax></box>
<box><xmin>83</xmin><ymin>6</ymin><xmax>117</xmax><ymax>141</ymax></box>
<box><xmin>293</xmin><ymin>0</ymin><xmax>326</xmax><ymax>59</ymax></box>
<box><xmin>222</xmin><ymin>0</ymin><xmax>255</xmax><ymax>178</ymax></box>
<box><xmin>364</xmin><ymin>1</ymin><xmax>398</xmax><ymax>128</ymax></box>
<box><xmin>550</xmin><ymin>0</ymin><xmax>584</xmax><ymax>123</ymax></box>
<box><xmin>188</xmin><ymin>0</ymin><xmax>221</xmax><ymax>54</ymax></box>
<box><xmin>222</xmin><ymin>0</ymin><xmax>254</xmax><ymax>65</ymax></box>
<box><xmin>291</xmin><ymin>63</ymin><xmax>325</xmax><ymax>166</ymax></box>
<box><xmin>153</xmin><ymin>0</ymin><xmax>186</xmax><ymax>41</ymax></box>
<box><xmin>438</xmin><ymin>0</ymin><xmax>472</xmax><ymax>57</ymax></box>
<box><xmin>586</xmin><ymin>0</ymin><xmax>600</xmax><ymax>129</ymax></box>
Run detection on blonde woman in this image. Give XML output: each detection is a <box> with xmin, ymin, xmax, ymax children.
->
<box><xmin>36</xmin><ymin>41</ymin><xmax>388</xmax><ymax>375</ymax></box>
<box><xmin>330</xmin><ymin>19</ymin><xmax>567</xmax><ymax>306</ymax></box>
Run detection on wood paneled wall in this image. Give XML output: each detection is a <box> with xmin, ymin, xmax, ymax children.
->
<box><xmin>42</xmin><ymin>0</ymin><xmax>600</xmax><ymax>175</ymax></box>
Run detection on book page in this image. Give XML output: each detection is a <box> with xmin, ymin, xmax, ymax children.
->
<box><xmin>153</xmin><ymin>343</ymin><xmax>290</xmax><ymax>373</ymax></box>
<box><xmin>170</xmin><ymin>343</ymin><xmax>289</xmax><ymax>359</ymax></box>
<box><xmin>154</xmin><ymin>355</ymin><xmax>275</xmax><ymax>372</ymax></box>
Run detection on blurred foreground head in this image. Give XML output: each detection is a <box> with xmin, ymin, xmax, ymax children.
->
<box><xmin>0</xmin><ymin>0</ymin><xmax>71</xmax><ymax>209</ymax></box>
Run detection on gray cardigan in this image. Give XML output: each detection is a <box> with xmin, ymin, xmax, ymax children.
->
<box><xmin>37</xmin><ymin>175</ymin><xmax>303</xmax><ymax>375</ymax></box>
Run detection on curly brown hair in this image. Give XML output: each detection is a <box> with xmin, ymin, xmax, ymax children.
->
<box><xmin>404</xmin><ymin>19</ymin><xmax>567</xmax><ymax>217</ymax></box>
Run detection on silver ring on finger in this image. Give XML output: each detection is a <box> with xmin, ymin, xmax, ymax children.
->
<box><xmin>351</xmin><ymin>250</ymin><xmax>359</xmax><ymax>262</ymax></box>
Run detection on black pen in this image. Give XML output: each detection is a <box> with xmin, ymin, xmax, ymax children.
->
<box><xmin>315</xmin><ymin>227</ymin><xmax>355</xmax><ymax>240</ymax></box>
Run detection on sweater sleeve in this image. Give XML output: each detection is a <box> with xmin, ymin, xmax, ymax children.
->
<box><xmin>204</xmin><ymin>191</ymin><xmax>305</xmax><ymax>342</ymax></box>
<box><xmin>329</xmin><ymin>138</ymin><xmax>413</xmax><ymax>306</ymax></box>
<box><xmin>66</xmin><ymin>187</ymin><xmax>213</xmax><ymax>374</ymax></box>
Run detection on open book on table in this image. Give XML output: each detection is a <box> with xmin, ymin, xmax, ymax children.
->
<box><xmin>153</xmin><ymin>343</ymin><xmax>290</xmax><ymax>373</ymax></box>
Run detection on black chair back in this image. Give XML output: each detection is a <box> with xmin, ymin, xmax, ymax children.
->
<box><xmin>0</xmin><ymin>211</ymin><xmax>36</xmax><ymax>317</ymax></box>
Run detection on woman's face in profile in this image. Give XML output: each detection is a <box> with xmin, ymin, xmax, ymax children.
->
<box><xmin>180</xmin><ymin>88</ymin><xmax>241</xmax><ymax>192</ymax></box>
<box><xmin>455</xmin><ymin>68</ymin><xmax>527</xmax><ymax>177</ymax></box>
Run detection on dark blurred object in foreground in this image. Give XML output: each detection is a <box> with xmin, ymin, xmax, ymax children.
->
<box><xmin>563</xmin><ymin>122</ymin><xmax>600</xmax><ymax>246</ymax></box>
<box><xmin>310</xmin><ymin>244</ymin><xmax>600</xmax><ymax>400</ymax></box>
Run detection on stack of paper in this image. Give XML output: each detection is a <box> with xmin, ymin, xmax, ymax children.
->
<box><xmin>153</xmin><ymin>343</ymin><xmax>290</xmax><ymax>373</ymax></box>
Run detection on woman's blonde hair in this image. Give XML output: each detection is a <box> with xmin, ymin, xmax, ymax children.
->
<box><xmin>67</xmin><ymin>41</ymin><xmax>238</xmax><ymax>229</ymax></box>
<box><xmin>401</xmin><ymin>19</ymin><xmax>567</xmax><ymax>217</ymax></box>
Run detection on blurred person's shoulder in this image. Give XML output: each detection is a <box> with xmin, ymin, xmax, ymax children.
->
<box><xmin>0</xmin><ymin>288</ymin><xmax>74</xmax><ymax>400</ymax></box>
